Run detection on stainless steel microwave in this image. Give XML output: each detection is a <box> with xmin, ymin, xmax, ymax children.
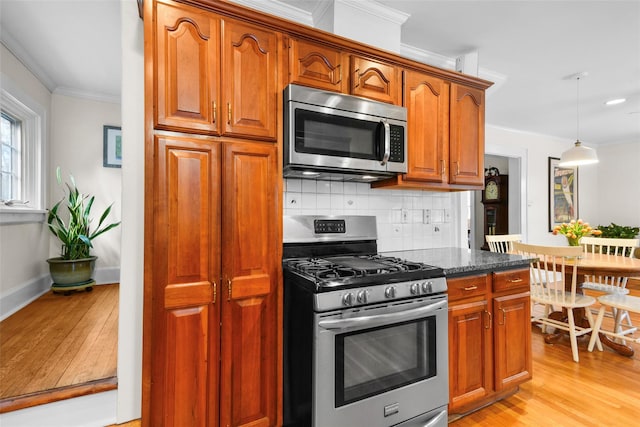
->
<box><xmin>283</xmin><ymin>84</ymin><xmax>407</xmax><ymax>182</ymax></box>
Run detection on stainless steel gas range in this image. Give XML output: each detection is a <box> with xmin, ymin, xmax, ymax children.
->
<box><xmin>282</xmin><ymin>215</ymin><xmax>449</xmax><ymax>427</ymax></box>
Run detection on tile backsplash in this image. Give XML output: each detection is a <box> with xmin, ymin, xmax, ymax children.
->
<box><xmin>284</xmin><ymin>178</ymin><xmax>460</xmax><ymax>252</ymax></box>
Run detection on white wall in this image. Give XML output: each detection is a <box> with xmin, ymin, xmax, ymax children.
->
<box><xmin>0</xmin><ymin>44</ymin><xmax>52</xmax><ymax>316</ymax></box>
<box><xmin>476</xmin><ymin>131</ymin><xmax>640</xmax><ymax>248</ymax></box>
<box><xmin>590</xmin><ymin>141</ymin><xmax>640</xmax><ymax>228</ymax></box>
<box><xmin>116</xmin><ymin>0</ymin><xmax>144</xmax><ymax>421</ymax></box>
<box><xmin>49</xmin><ymin>94</ymin><xmax>122</xmax><ymax>271</ymax></box>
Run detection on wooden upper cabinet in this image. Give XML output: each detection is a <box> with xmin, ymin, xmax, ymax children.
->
<box><xmin>155</xmin><ymin>1</ymin><xmax>219</xmax><ymax>133</ymax></box>
<box><xmin>155</xmin><ymin>2</ymin><xmax>279</xmax><ymax>140</ymax></box>
<box><xmin>402</xmin><ymin>70</ymin><xmax>450</xmax><ymax>182</ymax></box>
<box><xmin>220</xmin><ymin>141</ymin><xmax>279</xmax><ymax>427</ymax></box>
<box><xmin>449</xmin><ymin>83</ymin><xmax>485</xmax><ymax>186</ymax></box>
<box><xmin>351</xmin><ymin>55</ymin><xmax>401</xmax><ymax>105</ymax></box>
<box><xmin>221</xmin><ymin>19</ymin><xmax>279</xmax><ymax>140</ymax></box>
<box><xmin>288</xmin><ymin>38</ymin><xmax>348</xmax><ymax>93</ymax></box>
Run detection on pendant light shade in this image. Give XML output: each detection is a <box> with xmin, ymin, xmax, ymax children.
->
<box><xmin>559</xmin><ymin>140</ymin><xmax>599</xmax><ymax>166</ymax></box>
<box><xmin>558</xmin><ymin>73</ymin><xmax>598</xmax><ymax>167</ymax></box>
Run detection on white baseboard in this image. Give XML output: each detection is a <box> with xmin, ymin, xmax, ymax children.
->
<box><xmin>0</xmin><ymin>267</ymin><xmax>120</xmax><ymax>321</ymax></box>
<box><xmin>0</xmin><ymin>274</ymin><xmax>50</xmax><ymax>321</ymax></box>
<box><xmin>0</xmin><ymin>390</ymin><xmax>116</xmax><ymax>427</ymax></box>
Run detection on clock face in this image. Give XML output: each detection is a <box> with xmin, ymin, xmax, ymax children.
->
<box><xmin>485</xmin><ymin>181</ymin><xmax>499</xmax><ymax>200</ymax></box>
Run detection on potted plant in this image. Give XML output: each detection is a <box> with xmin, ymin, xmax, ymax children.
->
<box><xmin>46</xmin><ymin>167</ymin><xmax>120</xmax><ymax>294</ymax></box>
<box><xmin>595</xmin><ymin>222</ymin><xmax>640</xmax><ymax>256</ymax></box>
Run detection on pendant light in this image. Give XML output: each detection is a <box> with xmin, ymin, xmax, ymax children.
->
<box><xmin>559</xmin><ymin>73</ymin><xmax>598</xmax><ymax>167</ymax></box>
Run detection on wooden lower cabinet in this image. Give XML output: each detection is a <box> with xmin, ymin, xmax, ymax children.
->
<box><xmin>448</xmin><ymin>269</ymin><xmax>532</xmax><ymax>417</ymax></box>
<box><xmin>144</xmin><ymin>134</ymin><xmax>279</xmax><ymax>427</ymax></box>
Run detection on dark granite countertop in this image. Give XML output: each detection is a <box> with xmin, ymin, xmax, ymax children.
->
<box><xmin>381</xmin><ymin>247</ymin><xmax>532</xmax><ymax>277</ymax></box>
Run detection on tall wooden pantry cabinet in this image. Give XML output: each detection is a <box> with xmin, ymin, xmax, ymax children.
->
<box><xmin>143</xmin><ymin>1</ymin><xmax>282</xmax><ymax>426</ymax></box>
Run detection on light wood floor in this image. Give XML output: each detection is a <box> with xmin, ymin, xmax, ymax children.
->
<box><xmin>0</xmin><ymin>283</ymin><xmax>118</xmax><ymax>413</ymax></box>
<box><xmin>3</xmin><ymin>283</ymin><xmax>640</xmax><ymax>425</ymax></box>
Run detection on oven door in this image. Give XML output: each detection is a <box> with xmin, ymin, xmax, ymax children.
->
<box><xmin>313</xmin><ymin>295</ymin><xmax>448</xmax><ymax>427</ymax></box>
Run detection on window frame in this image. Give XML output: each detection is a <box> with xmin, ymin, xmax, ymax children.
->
<box><xmin>0</xmin><ymin>73</ymin><xmax>47</xmax><ymax>224</ymax></box>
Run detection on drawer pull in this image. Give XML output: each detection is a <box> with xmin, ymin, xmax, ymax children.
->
<box><xmin>463</xmin><ymin>285</ymin><xmax>478</xmax><ymax>291</ymax></box>
<box><xmin>508</xmin><ymin>278</ymin><xmax>524</xmax><ymax>283</ymax></box>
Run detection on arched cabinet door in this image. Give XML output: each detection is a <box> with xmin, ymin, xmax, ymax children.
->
<box><xmin>155</xmin><ymin>1</ymin><xmax>220</xmax><ymax>133</ymax></box>
<box><xmin>351</xmin><ymin>55</ymin><xmax>401</xmax><ymax>105</ymax></box>
<box><xmin>288</xmin><ymin>37</ymin><xmax>348</xmax><ymax>93</ymax></box>
<box><xmin>449</xmin><ymin>83</ymin><xmax>485</xmax><ymax>186</ymax></box>
<box><xmin>403</xmin><ymin>70</ymin><xmax>450</xmax><ymax>182</ymax></box>
<box><xmin>221</xmin><ymin>19</ymin><xmax>279</xmax><ymax>140</ymax></box>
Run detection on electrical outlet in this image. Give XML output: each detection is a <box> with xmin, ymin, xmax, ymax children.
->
<box><xmin>423</xmin><ymin>209</ymin><xmax>431</xmax><ymax>224</ymax></box>
<box><xmin>401</xmin><ymin>208</ymin><xmax>409</xmax><ymax>223</ymax></box>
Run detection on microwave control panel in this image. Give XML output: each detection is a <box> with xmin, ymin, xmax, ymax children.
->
<box><xmin>389</xmin><ymin>125</ymin><xmax>405</xmax><ymax>163</ymax></box>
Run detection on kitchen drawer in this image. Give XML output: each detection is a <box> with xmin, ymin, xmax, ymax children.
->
<box><xmin>493</xmin><ymin>268</ymin><xmax>530</xmax><ymax>293</ymax></box>
<box><xmin>447</xmin><ymin>274</ymin><xmax>490</xmax><ymax>301</ymax></box>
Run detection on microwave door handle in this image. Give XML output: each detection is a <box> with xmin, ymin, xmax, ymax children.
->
<box><xmin>317</xmin><ymin>299</ymin><xmax>446</xmax><ymax>330</ymax></box>
<box><xmin>379</xmin><ymin>120</ymin><xmax>390</xmax><ymax>166</ymax></box>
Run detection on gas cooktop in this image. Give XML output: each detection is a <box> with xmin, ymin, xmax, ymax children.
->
<box><xmin>284</xmin><ymin>253</ymin><xmax>444</xmax><ymax>291</ymax></box>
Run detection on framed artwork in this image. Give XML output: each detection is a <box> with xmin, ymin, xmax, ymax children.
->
<box><xmin>548</xmin><ymin>157</ymin><xmax>578</xmax><ymax>231</ymax></box>
<box><xmin>103</xmin><ymin>125</ymin><xmax>122</xmax><ymax>168</ymax></box>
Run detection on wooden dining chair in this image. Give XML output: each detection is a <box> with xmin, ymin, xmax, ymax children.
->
<box><xmin>486</xmin><ymin>234</ymin><xmax>522</xmax><ymax>253</ymax></box>
<box><xmin>512</xmin><ymin>242</ymin><xmax>602</xmax><ymax>362</ymax></box>
<box><xmin>588</xmin><ymin>294</ymin><xmax>640</xmax><ymax>352</ymax></box>
<box><xmin>581</xmin><ymin>237</ymin><xmax>639</xmax><ymax>339</ymax></box>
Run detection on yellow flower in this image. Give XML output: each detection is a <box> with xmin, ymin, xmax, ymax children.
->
<box><xmin>554</xmin><ymin>218</ymin><xmax>601</xmax><ymax>240</ymax></box>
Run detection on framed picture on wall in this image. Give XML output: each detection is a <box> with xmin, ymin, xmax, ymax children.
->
<box><xmin>103</xmin><ymin>125</ymin><xmax>122</xmax><ymax>168</ymax></box>
<box><xmin>548</xmin><ymin>157</ymin><xmax>578</xmax><ymax>231</ymax></box>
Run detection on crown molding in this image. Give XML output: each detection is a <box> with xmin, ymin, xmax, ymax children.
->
<box><xmin>228</xmin><ymin>0</ymin><xmax>314</xmax><ymax>26</ymax></box>
<box><xmin>1</xmin><ymin>31</ymin><xmax>56</xmax><ymax>93</ymax></box>
<box><xmin>338</xmin><ymin>0</ymin><xmax>410</xmax><ymax>25</ymax></box>
<box><xmin>53</xmin><ymin>86</ymin><xmax>120</xmax><ymax>104</ymax></box>
<box><xmin>400</xmin><ymin>43</ymin><xmax>455</xmax><ymax>70</ymax></box>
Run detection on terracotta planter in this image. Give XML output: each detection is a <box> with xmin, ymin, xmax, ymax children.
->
<box><xmin>47</xmin><ymin>256</ymin><xmax>97</xmax><ymax>285</ymax></box>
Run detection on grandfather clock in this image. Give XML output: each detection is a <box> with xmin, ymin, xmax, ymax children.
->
<box><xmin>481</xmin><ymin>174</ymin><xmax>509</xmax><ymax>250</ymax></box>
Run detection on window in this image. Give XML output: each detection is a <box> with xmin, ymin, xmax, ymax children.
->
<box><xmin>1</xmin><ymin>111</ymin><xmax>22</xmax><ymax>202</ymax></box>
<box><xmin>0</xmin><ymin>76</ymin><xmax>46</xmax><ymax>224</ymax></box>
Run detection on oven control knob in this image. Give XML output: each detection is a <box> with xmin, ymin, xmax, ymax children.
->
<box><xmin>384</xmin><ymin>286</ymin><xmax>396</xmax><ymax>299</ymax></box>
<box><xmin>421</xmin><ymin>281</ymin><xmax>433</xmax><ymax>294</ymax></box>
<box><xmin>410</xmin><ymin>283</ymin><xmax>420</xmax><ymax>295</ymax></box>
<box><xmin>342</xmin><ymin>292</ymin><xmax>354</xmax><ymax>306</ymax></box>
<box><xmin>357</xmin><ymin>290</ymin><xmax>369</xmax><ymax>304</ymax></box>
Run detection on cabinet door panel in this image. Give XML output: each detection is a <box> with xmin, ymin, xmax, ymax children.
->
<box><xmin>351</xmin><ymin>56</ymin><xmax>401</xmax><ymax>104</ymax></box>
<box><xmin>494</xmin><ymin>292</ymin><xmax>532</xmax><ymax>391</ymax></box>
<box><xmin>289</xmin><ymin>38</ymin><xmax>347</xmax><ymax>92</ymax></box>
<box><xmin>150</xmin><ymin>135</ymin><xmax>221</xmax><ymax>426</ymax></box>
<box><xmin>449</xmin><ymin>84</ymin><xmax>484</xmax><ymax>185</ymax></box>
<box><xmin>163</xmin><ymin>307</ymin><xmax>209</xmax><ymax>427</ymax></box>
<box><xmin>156</xmin><ymin>2</ymin><xmax>218</xmax><ymax>133</ymax></box>
<box><xmin>220</xmin><ymin>141</ymin><xmax>278</xmax><ymax>427</ymax></box>
<box><xmin>222</xmin><ymin>20</ymin><xmax>278</xmax><ymax>139</ymax></box>
<box><xmin>448</xmin><ymin>299</ymin><xmax>493</xmax><ymax>411</ymax></box>
<box><xmin>403</xmin><ymin>71</ymin><xmax>449</xmax><ymax>182</ymax></box>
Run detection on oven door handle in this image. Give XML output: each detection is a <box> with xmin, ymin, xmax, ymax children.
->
<box><xmin>318</xmin><ymin>299</ymin><xmax>447</xmax><ymax>330</ymax></box>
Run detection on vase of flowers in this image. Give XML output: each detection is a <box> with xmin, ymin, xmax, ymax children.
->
<box><xmin>552</xmin><ymin>219</ymin><xmax>602</xmax><ymax>246</ymax></box>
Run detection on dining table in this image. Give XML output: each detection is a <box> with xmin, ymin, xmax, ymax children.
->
<box><xmin>545</xmin><ymin>251</ymin><xmax>640</xmax><ymax>356</ymax></box>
